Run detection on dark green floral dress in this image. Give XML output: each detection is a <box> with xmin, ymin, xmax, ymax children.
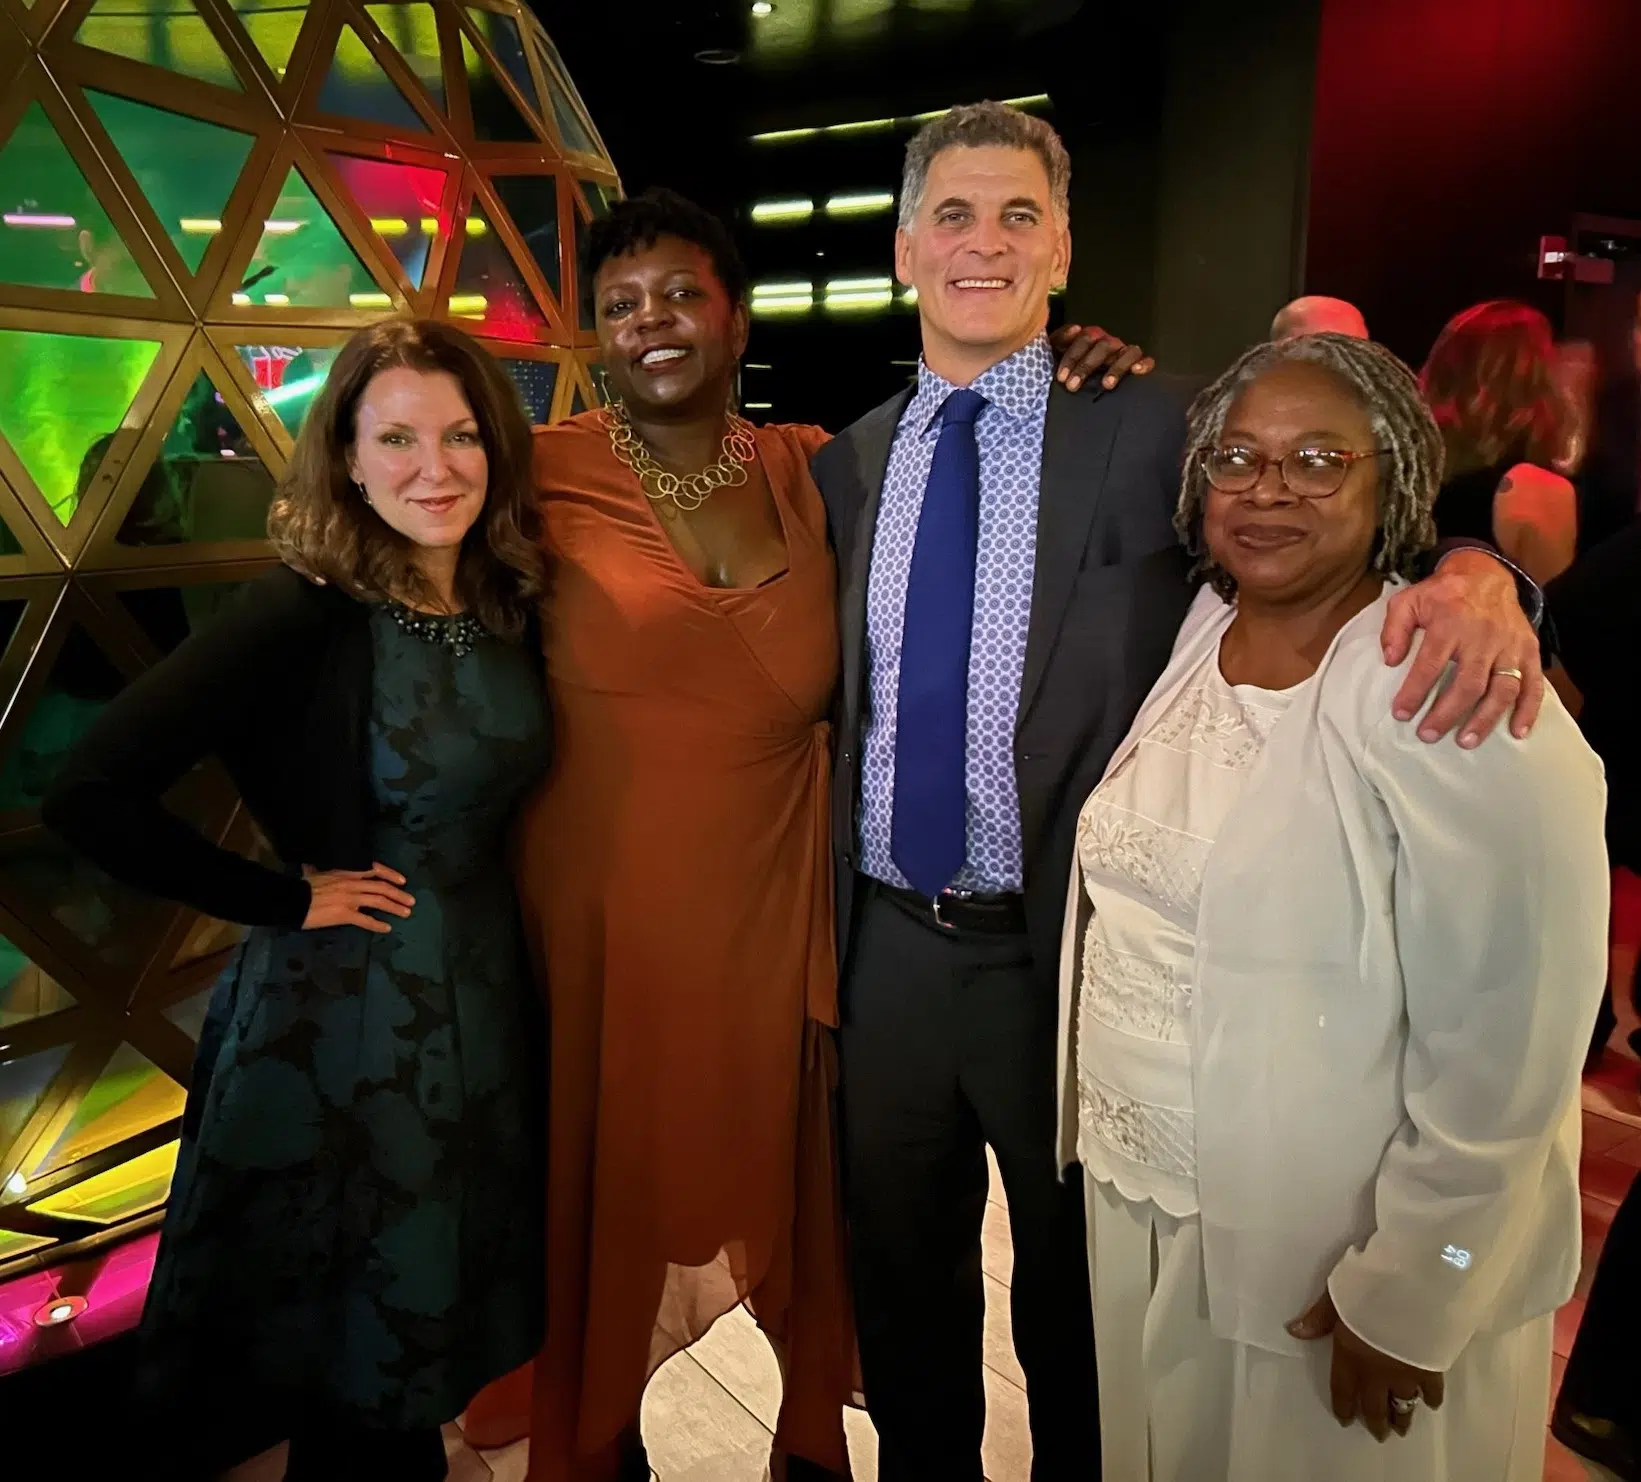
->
<box><xmin>138</xmin><ymin>606</ymin><xmax>548</xmax><ymax>1452</ymax></box>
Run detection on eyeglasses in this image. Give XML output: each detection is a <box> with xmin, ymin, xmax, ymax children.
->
<box><xmin>1197</xmin><ymin>445</ymin><xmax>1389</xmax><ymax>499</ymax></box>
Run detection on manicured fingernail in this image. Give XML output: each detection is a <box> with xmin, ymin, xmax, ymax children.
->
<box><xmin>1057</xmin><ymin>367</ymin><xmax>1068</xmax><ymax>381</ymax></box>
<box><xmin>1418</xmin><ymin>726</ymin><xmax>1439</xmax><ymax>742</ymax></box>
<box><xmin>1460</xmin><ymin>731</ymin><xmax>1479</xmax><ymax>749</ymax></box>
<box><xmin>1393</xmin><ymin>706</ymin><xmax>1411</xmax><ymax>721</ymax></box>
<box><xmin>1067</xmin><ymin>376</ymin><xmax>1081</xmax><ymax>390</ymax></box>
<box><xmin>1104</xmin><ymin>374</ymin><xmax>1117</xmax><ymax>388</ymax></box>
<box><xmin>1285</xmin><ymin>1319</ymin><xmax>1307</xmax><ymax>1337</ymax></box>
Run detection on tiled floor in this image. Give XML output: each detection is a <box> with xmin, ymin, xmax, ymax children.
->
<box><xmin>225</xmin><ymin>1006</ymin><xmax>1641</xmax><ymax>1482</ymax></box>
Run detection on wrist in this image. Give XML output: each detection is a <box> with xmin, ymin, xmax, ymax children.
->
<box><xmin>1432</xmin><ymin>545</ymin><xmax>1545</xmax><ymax>630</ymax></box>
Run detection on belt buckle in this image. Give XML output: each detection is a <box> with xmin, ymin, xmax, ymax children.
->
<box><xmin>930</xmin><ymin>893</ymin><xmax>958</xmax><ymax>931</ymax></box>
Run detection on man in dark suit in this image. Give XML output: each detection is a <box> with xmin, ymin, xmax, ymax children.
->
<box><xmin>811</xmin><ymin>101</ymin><xmax>1547</xmax><ymax>1482</ymax></box>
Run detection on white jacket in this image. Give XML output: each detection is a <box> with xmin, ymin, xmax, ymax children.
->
<box><xmin>1056</xmin><ymin>582</ymin><xmax>1609</xmax><ymax>1372</ymax></box>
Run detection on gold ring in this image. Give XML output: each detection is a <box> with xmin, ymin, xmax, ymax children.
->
<box><xmin>1493</xmin><ymin>667</ymin><xmax>1524</xmax><ymax>681</ymax></box>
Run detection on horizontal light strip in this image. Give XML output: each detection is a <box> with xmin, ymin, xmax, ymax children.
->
<box><xmin>179</xmin><ymin>217</ymin><xmax>222</xmax><ymax>234</ymax></box>
<box><xmin>349</xmin><ymin>292</ymin><xmax>393</xmax><ymax>308</ymax></box>
<box><xmin>448</xmin><ymin>293</ymin><xmax>489</xmax><ymax>314</ymax></box>
<box><xmin>751</xmin><ymin>198</ymin><xmax>814</xmax><ymax>223</ymax></box>
<box><xmin>231</xmin><ymin>292</ymin><xmax>251</xmax><ymax>305</ymax></box>
<box><xmin>261</xmin><ymin>219</ymin><xmax>303</xmax><ymax>234</ymax></box>
<box><xmin>900</xmin><ymin>286</ymin><xmax>919</xmax><ymax>304</ymax></box>
<box><xmin>465</xmin><ymin>218</ymin><xmax>488</xmax><ymax>236</ymax></box>
<box><xmin>4</xmin><ymin>213</ymin><xmax>75</xmax><ymax>228</ymax></box>
<box><xmin>825</xmin><ymin>290</ymin><xmax>893</xmax><ymax>311</ymax></box>
<box><xmin>263</xmin><ymin>293</ymin><xmax>290</xmax><ymax>305</ymax></box>
<box><xmin>744</xmin><ymin>362</ymin><xmax>773</xmax><ymax>370</ymax></box>
<box><xmin>750</xmin><ymin>296</ymin><xmax>814</xmax><ymax>315</ymax></box>
<box><xmin>826</xmin><ymin>276</ymin><xmax>893</xmax><ymax>292</ymax></box>
<box><xmin>421</xmin><ymin>216</ymin><xmax>440</xmax><ymax>235</ymax></box>
<box><xmin>752</xmin><ymin>280</ymin><xmax>814</xmax><ymax>297</ymax></box>
<box><xmin>752</xmin><ymin>96</ymin><xmax>1052</xmax><ymax>144</ymax></box>
<box><xmin>369</xmin><ymin>217</ymin><xmax>409</xmax><ymax>237</ymax></box>
<box><xmin>744</xmin><ymin>401</ymin><xmax>773</xmax><ymax>409</ymax></box>
<box><xmin>825</xmin><ymin>192</ymin><xmax>894</xmax><ymax>216</ymax></box>
<box><xmin>264</xmin><ymin>371</ymin><xmax>326</xmax><ymax>408</ymax></box>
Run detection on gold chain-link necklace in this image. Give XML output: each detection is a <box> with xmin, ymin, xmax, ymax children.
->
<box><xmin>603</xmin><ymin>400</ymin><xmax>758</xmax><ymax>513</ymax></box>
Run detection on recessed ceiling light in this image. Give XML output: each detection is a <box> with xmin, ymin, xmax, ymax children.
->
<box><xmin>751</xmin><ymin>1</ymin><xmax>774</xmax><ymax>13</ymax></box>
<box><xmin>695</xmin><ymin>46</ymin><xmax>740</xmax><ymax>64</ymax></box>
<box><xmin>4</xmin><ymin>1173</ymin><xmax>26</xmax><ymax>1196</ymax></box>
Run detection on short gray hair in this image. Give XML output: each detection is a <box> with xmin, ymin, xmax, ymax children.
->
<box><xmin>899</xmin><ymin>102</ymin><xmax>1071</xmax><ymax>231</ymax></box>
<box><xmin>1175</xmin><ymin>333</ymin><xmax>1442</xmax><ymax>599</ymax></box>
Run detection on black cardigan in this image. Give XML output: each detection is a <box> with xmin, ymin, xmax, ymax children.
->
<box><xmin>45</xmin><ymin>565</ymin><xmax>389</xmax><ymax>929</ymax></box>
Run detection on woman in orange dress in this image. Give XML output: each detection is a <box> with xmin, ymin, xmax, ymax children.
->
<box><xmin>464</xmin><ymin>189</ymin><xmax>1146</xmax><ymax>1481</ymax></box>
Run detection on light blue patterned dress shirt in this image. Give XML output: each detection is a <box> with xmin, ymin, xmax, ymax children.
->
<box><xmin>857</xmin><ymin>334</ymin><xmax>1051</xmax><ymax>894</ymax></box>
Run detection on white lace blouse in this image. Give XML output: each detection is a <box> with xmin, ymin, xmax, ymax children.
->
<box><xmin>1074</xmin><ymin>647</ymin><xmax>1299</xmax><ymax>1216</ymax></box>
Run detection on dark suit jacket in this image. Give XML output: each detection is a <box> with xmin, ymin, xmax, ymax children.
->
<box><xmin>813</xmin><ymin>373</ymin><xmax>1196</xmax><ymax>998</ymax></box>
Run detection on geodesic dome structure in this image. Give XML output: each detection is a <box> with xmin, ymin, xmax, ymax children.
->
<box><xmin>0</xmin><ymin>0</ymin><xmax>618</xmax><ymax>1287</ymax></box>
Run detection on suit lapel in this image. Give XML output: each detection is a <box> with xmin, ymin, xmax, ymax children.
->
<box><xmin>840</xmin><ymin>388</ymin><xmax>913</xmax><ymax>742</ymax></box>
<box><xmin>1018</xmin><ymin>387</ymin><xmax>1119</xmax><ymax>723</ymax></box>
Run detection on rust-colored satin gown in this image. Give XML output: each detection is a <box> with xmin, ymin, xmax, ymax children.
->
<box><xmin>464</xmin><ymin>413</ymin><xmax>854</xmax><ymax>1479</ymax></box>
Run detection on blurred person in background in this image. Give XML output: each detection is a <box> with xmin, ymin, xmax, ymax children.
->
<box><xmin>1420</xmin><ymin>300</ymin><xmax>1579</xmax><ymax>586</ymax></box>
<box><xmin>1271</xmin><ymin>295</ymin><xmax>1369</xmax><ymax>341</ymax></box>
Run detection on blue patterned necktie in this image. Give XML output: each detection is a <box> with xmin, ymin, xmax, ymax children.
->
<box><xmin>891</xmin><ymin>386</ymin><xmax>988</xmax><ymax>898</ymax></box>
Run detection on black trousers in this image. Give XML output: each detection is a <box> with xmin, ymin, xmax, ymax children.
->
<box><xmin>837</xmin><ymin>885</ymin><xmax>1099</xmax><ymax>1482</ymax></box>
<box><xmin>284</xmin><ymin>1423</ymin><xmax>447</xmax><ymax>1481</ymax></box>
<box><xmin>1560</xmin><ymin>1170</ymin><xmax>1641</xmax><ymax>1431</ymax></box>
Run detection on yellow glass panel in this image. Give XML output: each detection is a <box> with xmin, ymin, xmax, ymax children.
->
<box><xmin>0</xmin><ymin>1230</ymin><xmax>54</xmax><ymax>1261</ymax></box>
<box><xmin>0</xmin><ymin>937</ymin><xmax>74</xmax><ymax>1030</ymax></box>
<box><xmin>28</xmin><ymin>1141</ymin><xmax>178</xmax><ymax>1224</ymax></box>
<box><xmin>76</xmin><ymin>0</ymin><xmax>243</xmax><ymax>92</ymax></box>
<box><xmin>30</xmin><ymin>1044</ymin><xmax>184</xmax><ymax>1175</ymax></box>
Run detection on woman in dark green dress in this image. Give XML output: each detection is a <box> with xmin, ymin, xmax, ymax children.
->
<box><xmin>44</xmin><ymin>319</ymin><xmax>549</xmax><ymax>1481</ymax></box>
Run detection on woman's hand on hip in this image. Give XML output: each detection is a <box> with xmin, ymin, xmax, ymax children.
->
<box><xmin>300</xmin><ymin>863</ymin><xmax>414</xmax><ymax>932</ymax></box>
<box><xmin>1288</xmin><ymin>1289</ymin><xmax>1445</xmax><ymax>1440</ymax></box>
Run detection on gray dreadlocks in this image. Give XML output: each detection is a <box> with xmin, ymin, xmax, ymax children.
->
<box><xmin>1175</xmin><ymin>332</ymin><xmax>1443</xmax><ymax>599</ymax></box>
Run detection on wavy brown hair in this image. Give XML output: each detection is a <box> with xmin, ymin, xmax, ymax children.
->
<box><xmin>268</xmin><ymin>318</ymin><xmax>542</xmax><ymax>639</ymax></box>
<box><xmin>1418</xmin><ymin>300</ymin><xmax>1567</xmax><ymax>477</ymax></box>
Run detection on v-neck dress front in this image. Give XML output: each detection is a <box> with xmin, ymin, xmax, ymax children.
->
<box><xmin>464</xmin><ymin>411</ymin><xmax>854</xmax><ymax>1479</ymax></box>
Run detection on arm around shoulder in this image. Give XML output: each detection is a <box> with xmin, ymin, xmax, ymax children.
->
<box><xmin>42</xmin><ymin>566</ymin><xmax>335</xmax><ymax>927</ymax></box>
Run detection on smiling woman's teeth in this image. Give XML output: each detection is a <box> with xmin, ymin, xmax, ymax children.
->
<box><xmin>953</xmin><ymin>279</ymin><xmax>1009</xmax><ymax>289</ymax></box>
<box><xmin>641</xmin><ymin>348</ymin><xmax>688</xmax><ymax>366</ymax></box>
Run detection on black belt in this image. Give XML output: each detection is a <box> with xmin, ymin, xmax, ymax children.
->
<box><xmin>873</xmin><ymin>880</ymin><xmax>1028</xmax><ymax>936</ymax></box>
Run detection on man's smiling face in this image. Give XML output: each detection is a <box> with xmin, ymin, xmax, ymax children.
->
<box><xmin>895</xmin><ymin>143</ymin><xmax>1072</xmax><ymax>383</ymax></box>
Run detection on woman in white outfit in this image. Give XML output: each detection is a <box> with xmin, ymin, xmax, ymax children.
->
<box><xmin>1056</xmin><ymin>332</ymin><xmax>1609</xmax><ymax>1482</ymax></box>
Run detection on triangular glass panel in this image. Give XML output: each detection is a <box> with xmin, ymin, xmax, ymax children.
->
<box><xmin>500</xmin><ymin>357</ymin><xmax>558</xmax><ymax>424</ymax></box>
<box><xmin>234</xmin><ymin>342</ymin><xmax>344</xmax><ymax>438</ymax></box>
<box><xmin>464</xmin><ymin>8</ymin><xmax>538</xmax><ymax>113</ymax></box>
<box><xmin>238</xmin><ymin>166</ymin><xmax>381</xmax><ymax>309</ymax></box>
<box><xmin>31</xmin><ymin>1044</ymin><xmax>185</xmax><ymax>1176</ymax></box>
<box><xmin>0</xmin><ymin>1231</ymin><xmax>54</xmax><ymax>1262</ymax></box>
<box><xmin>169</xmin><ymin>912</ymin><xmax>243</xmax><ymax>976</ymax></box>
<box><xmin>0</xmin><ymin>102</ymin><xmax>152</xmax><ymax>299</ymax></box>
<box><xmin>0</xmin><ymin>1044</ymin><xmax>69</xmax><ymax>1155</ymax></box>
<box><xmin>461</xmin><ymin>33</ymin><xmax>538</xmax><ymax>142</ymax></box>
<box><xmin>28</xmin><ymin>1140</ymin><xmax>180</xmax><ymax>1223</ymax></box>
<box><xmin>365</xmin><ymin>2</ymin><xmax>446</xmax><ymax>109</ymax></box>
<box><xmin>569</xmin><ymin>381</ymin><xmax>587</xmax><ymax>416</ymax></box>
<box><xmin>318</xmin><ymin>24</ymin><xmax>428</xmax><ymax>133</ymax></box>
<box><xmin>76</xmin><ymin>0</ymin><xmax>243</xmax><ymax>92</ymax></box>
<box><xmin>231</xmin><ymin>0</ymin><xmax>307</xmax><ymax>82</ymax></box>
<box><xmin>116</xmin><ymin>374</ymin><xmax>274</xmax><ymax>553</ymax></box>
<box><xmin>0</xmin><ymin>621</ymin><xmax>126</xmax><ymax>813</ymax></box>
<box><xmin>490</xmin><ymin>174</ymin><xmax>561</xmax><ymax>304</ymax></box>
<box><xmin>0</xmin><ymin>601</ymin><xmax>24</xmax><ymax>657</ymax></box>
<box><xmin>118</xmin><ymin>579</ymin><xmax>252</xmax><ymax>655</ymax></box>
<box><xmin>161</xmin><ymin>981</ymin><xmax>217</xmax><ymax>1038</ymax></box>
<box><xmin>448</xmin><ymin>212</ymin><xmax>547</xmax><ymax>343</ymax></box>
<box><xmin>85</xmin><ymin>91</ymin><xmax>255</xmax><ymax>278</ymax></box>
<box><xmin>581</xmin><ymin>180</ymin><xmax>615</xmax><ymax>219</ymax></box>
<box><xmin>572</xmin><ymin>204</ymin><xmax>594</xmax><ymax>331</ymax></box>
<box><xmin>328</xmin><ymin>152</ymin><xmax>449</xmax><ymax>291</ymax></box>
<box><xmin>0</xmin><ymin>330</ymin><xmax>163</xmax><ymax>525</ymax></box>
<box><xmin>0</xmin><ymin>511</ymin><xmax>24</xmax><ymax>560</ymax></box>
<box><xmin>0</xmin><ymin>936</ymin><xmax>75</xmax><ymax>1031</ymax></box>
<box><xmin>544</xmin><ymin>69</ymin><xmax>599</xmax><ymax>156</ymax></box>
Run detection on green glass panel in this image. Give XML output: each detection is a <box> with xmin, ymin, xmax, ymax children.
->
<box><xmin>0</xmin><ymin>510</ymin><xmax>20</xmax><ymax>560</ymax></box>
<box><xmin>464</xmin><ymin>8</ymin><xmax>537</xmax><ymax>112</ymax></box>
<box><xmin>328</xmin><ymin>153</ymin><xmax>449</xmax><ymax>291</ymax></box>
<box><xmin>85</xmin><ymin>90</ymin><xmax>255</xmax><ymax>277</ymax></box>
<box><xmin>545</xmin><ymin>68</ymin><xmax>598</xmax><ymax>156</ymax></box>
<box><xmin>581</xmin><ymin>181</ymin><xmax>614</xmax><ymax>219</ymax></box>
<box><xmin>0</xmin><ymin>1231</ymin><xmax>53</xmax><ymax>1261</ymax></box>
<box><xmin>33</xmin><ymin>1044</ymin><xmax>183</xmax><ymax>1174</ymax></box>
<box><xmin>449</xmin><ymin>213</ymin><xmax>546</xmax><ymax>343</ymax></box>
<box><xmin>461</xmin><ymin>33</ymin><xmax>536</xmax><ymax>142</ymax></box>
<box><xmin>568</xmin><ymin>381</ymin><xmax>587</xmax><ymax>416</ymax></box>
<box><xmin>0</xmin><ymin>624</ymin><xmax>124</xmax><ymax>813</ymax></box>
<box><xmin>239</xmin><ymin>167</ymin><xmax>378</xmax><ymax>308</ymax></box>
<box><xmin>0</xmin><ymin>331</ymin><xmax>163</xmax><ymax>525</ymax></box>
<box><xmin>573</xmin><ymin>203</ymin><xmax>594</xmax><ymax>331</ymax></box>
<box><xmin>0</xmin><ymin>103</ymin><xmax>151</xmax><ymax>299</ymax></box>
<box><xmin>0</xmin><ymin>1045</ymin><xmax>69</xmax><ymax>1155</ymax></box>
<box><xmin>29</xmin><ymin>1140</ymin><xmax>178</xmax><ymax>1222</ymax></box>
<box><xmin>318</xmin><ymin>24</ymin><xmax>427</xmax><ymax>132</ymax></box>
<box><xmin>0</xmin><ymin>938</ymin><xmax>75</xmax><ymax>1032</ymax></box>
<box><xmin>76</xmin><ymin>0</ymin><xmax>243</xmax><ymax>92</ymax></box>
<box><xmin>491</xmin><ymin>174</ymin><xmax>560</xmax><ymax>303</ymax></box>
<box><xmin>117</xmin><ymin>375</ymin><xmax>273</xmax><ymax>550</ymax></box>
<box><xmin>501</xmin><ymin>357</ymin><xmax>557</xmax><ymax>424</ymax></box>
<box><xmin>236</xmin><ymin>342</ymin><xmax>343</xmax><ymax>437</ymax></box>
<box><xmin>365</xmin><ymin>2</ymin><xmax>445</xmax><ymax>109</ymax></box>
<box><xmin>231</xmin><ymin>0</ymin><xmax>306</xmax><ymax>80</ymax></box>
